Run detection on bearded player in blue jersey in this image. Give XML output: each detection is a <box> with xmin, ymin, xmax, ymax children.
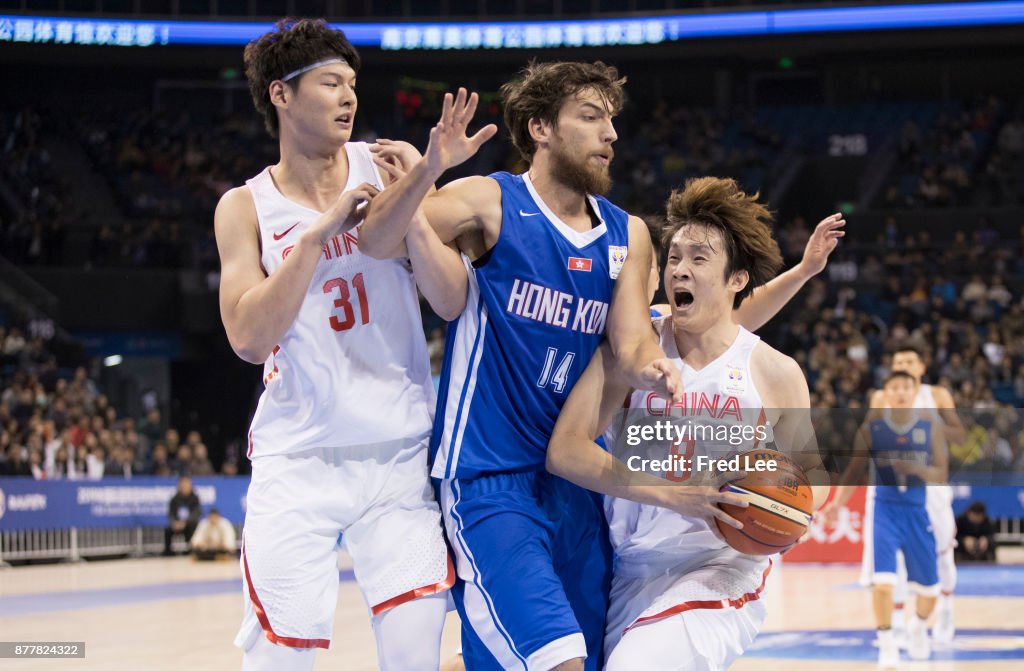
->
<box><xmin>362</xmin><ymin>61</ymin><xmax>693</xmax><ymax>671</ymax></box>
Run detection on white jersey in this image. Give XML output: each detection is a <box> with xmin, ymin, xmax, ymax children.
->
<box><xmin>915</xmin><ymin>383</ymin><xmax>954</xmax><ymax>504</ymax></box>
<box><xmin>604</xmin><ymin>320</ymin><xmax>770</xmax><ymax>576</ymax></box>
<box><xmin>245</xmin><ymin>142</ymin><xmax>434</xmax><ymax>458</ymax></box>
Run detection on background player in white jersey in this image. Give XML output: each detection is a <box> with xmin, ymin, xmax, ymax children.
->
<box><xmin>859</xmin><ymin>345</ymin><xmax>964</xmax><ymax>644</ymax></box>
<box><xmin>825</xmin><ymin>371</ymin><xmax>948</xmax><ymax>667</ymax></box>
<box><xmin>548</xmin><ymin>177</ymin><xmax>831</xmax><ymax>670</ymax></box>
<box><xmin>214</xmin><ymin>19</ymin><xmax>464</xmax><ymax>671</ymax></box>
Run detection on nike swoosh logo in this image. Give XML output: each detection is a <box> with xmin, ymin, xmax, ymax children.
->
<box><xmin>519</xmin><ymin>210</ymin><xmax>541</xmax><ymax>217</ymax></box>
<box><xmin>273</xmin><ymin>222</ymin><xmax>300</xmax><ymax>241</ymax></box>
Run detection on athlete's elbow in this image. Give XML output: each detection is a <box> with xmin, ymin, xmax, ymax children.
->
<box><xmin>356</xmin><ymin>231</ymin><xmax>394</xmax><ymax>260</ymax></box>
<box><xmin>234</xmin><ymin>343</ymin><xmax>270</xmax><ymax>365</ymax></box>
<box><xmin>545</xmin><ymin>434</ymin><xmax>572</xmax><ymax>478</ymax></box>
<box><xmin>434</xmin><ymin>295</ymin><xmax>467</xmax><ymax>322</ymax></box>
<box><xmin>226</xmin><ymin>329</ymin><xmax>270</xmax><ymax>364</ymax></box>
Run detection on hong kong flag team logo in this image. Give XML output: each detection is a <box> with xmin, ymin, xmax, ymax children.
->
<box><xmin>568</xmin><ymin>257</ymin><xmax>592</xmax><ymax>272</ymax></box>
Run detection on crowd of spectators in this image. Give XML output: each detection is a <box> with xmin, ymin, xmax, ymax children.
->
<box><xmin>769</xmin><ymin>216</ymin><xmax>1024</xmax><ymax>473</ymax></box>
<box><xmin>0</xmin><ymin>108</ymin><xmax>71</xmax><ymax>266</ymax></box>
<box><xmin>15</xmin><ymin>95</ymin><xmax>1023</xmax><ymax>271</ymax></box>
<box><xmin>0</xmin><ymin>323</ymin><xmax>238</xmax><ymax>479</ymax></box>
<box><xmin>882</xmin><ymin>96</ymin><xmax>1024</xmax><ymax>208</ymax></box>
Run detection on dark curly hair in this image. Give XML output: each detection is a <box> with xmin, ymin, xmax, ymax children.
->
<box><xmin>243</xmin><ymin>18</ymin><xmax>361</xmax><ymax>138</ymax></box>
<box><xmin>499</xmin><ymin>60</ymin><xmax>626</xmax><ymax>163</ymax></box>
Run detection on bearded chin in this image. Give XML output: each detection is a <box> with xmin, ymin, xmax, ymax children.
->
<box><xmin>550</xmin><ymin>144</ymin><xmax>612</xmax><ymax>196</ymax></box>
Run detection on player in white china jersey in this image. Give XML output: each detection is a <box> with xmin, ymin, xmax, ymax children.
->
<box><xmin>549</xmin><ymin>177</ymin><xmax>831</xmax><ymax>670</ymax></box>
<box><xmin>215</xmin><ymin>18</ymin><xmax>462</xmax><ymax>671</ymax></box>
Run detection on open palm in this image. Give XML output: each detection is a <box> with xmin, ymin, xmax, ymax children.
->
<box><xmin>801</xmin><ymin>213</ymin><xmax>846</xmax><ymax>276</ymax></box>
<box><xmin>424</xmin><ymin>87</ymin><xmax>498</xmax><ymax>176</ymax></box>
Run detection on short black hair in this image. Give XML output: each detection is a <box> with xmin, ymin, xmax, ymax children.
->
<box><xmin>244</xmin><ymin>18</ymin><xmax>361</xmax><ymax>138</ymax></box>
<box><xmin>884</xmin><ymin>370</ymin><xmax>917</xmax><ymax>386</ymax></box>
<box><xmin>892</xmin><ymin>343</ymin><xmax>926</xmax><ymax>361</ymax></box>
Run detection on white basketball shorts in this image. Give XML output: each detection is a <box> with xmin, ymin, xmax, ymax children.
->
<box><xmin>234</xmin><ymin>437</ymin><xmax>454</xmax><ymax>650</ymax></box>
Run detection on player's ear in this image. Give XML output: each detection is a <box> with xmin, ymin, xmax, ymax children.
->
<box><xmin>269</xmin><ymin>80</ymin><xmax>288</xmax><ymax>108</ymax></box>
<box><xmin>528</xmin><ymin>116</ymin><xmax>551</xmax><ymax>148</ymax></box>
<box><xmin>728</xmin><ymin>269</ymin><xmax>749</xmax><ymax>294</ymax></box>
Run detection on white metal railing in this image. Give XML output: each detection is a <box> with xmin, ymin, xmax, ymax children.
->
<box><xmin>0</xmin><ymin>525</ymin><xmax>242</xmax><ymax>565</ymax></box>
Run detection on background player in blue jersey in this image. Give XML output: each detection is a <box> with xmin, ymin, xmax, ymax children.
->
<box><xmin>827</xmin><ymin>371</ymin><xmax>948</xmax><ymax>668</ymax></box>
<box><xmin>362</xmin><ymin>62</ymin><xmax>681</xmax><ymax>671</ymax></box>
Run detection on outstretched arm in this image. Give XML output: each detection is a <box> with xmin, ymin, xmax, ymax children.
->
<box><xmin>372</xmin><ymin>144</ymin><xmax>468</xmax><ymax>320</ymax></box>
<box><xmin>734</xmin><ymin>213</ymin><xmax>845</xmax><ymax>331</ymax></box>
<box><xmin>359</xmin><ymin>87</ymin><xmax>497</xmax><ymax>260</ymax></box>
<box><xmin>606</xmin><ymin>216</ymin><xmax>682</xmax><ymax>402</ymax></box>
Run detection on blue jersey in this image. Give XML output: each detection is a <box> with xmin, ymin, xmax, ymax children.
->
<box><xmin>431</xmin><ymin>171</ymin><xmax>631</xmax><ymax>480</ymax></box>
<box><xmin>869</xmin><ymin>414</ymin><xmax>933</xmax><ymax>507</ymax></box>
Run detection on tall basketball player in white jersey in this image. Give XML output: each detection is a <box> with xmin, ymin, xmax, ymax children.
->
<box><xmin>863</xmin><ymin>345</ymin><xmax>964</xmax><ymax>644</ymax></box>
<box><xmin>214</xmin><ymin>19</ymin><xmax>461</xmax><ymax>671</ymax></box>
<box><xmin>548</xmin><ymin>177</ymin><xmax>831</xmax><ymax>670</ymax></box>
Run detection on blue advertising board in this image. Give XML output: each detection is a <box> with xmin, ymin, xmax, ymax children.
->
<box><xmin>0</xmin><ymin>477</ymin><xmax>249</xmax><ymax>531</ymax></box>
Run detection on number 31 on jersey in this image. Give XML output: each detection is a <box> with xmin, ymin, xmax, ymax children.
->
<box><xmin>323</xmin><ymin>273</ymin><xmax>370</xmax><ymax>331</ymax></box>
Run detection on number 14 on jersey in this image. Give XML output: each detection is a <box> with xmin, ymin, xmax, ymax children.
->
<box><xmin>537</xmin><ymin>347</ymin><xmax>575</xmax><ymax>393</ymax></box>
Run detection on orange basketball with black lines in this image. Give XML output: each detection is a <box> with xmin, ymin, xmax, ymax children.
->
<box><xmin>715</xmin><ymin>449</ymin><xmax>813</xmax><ymax>556</ymax></box>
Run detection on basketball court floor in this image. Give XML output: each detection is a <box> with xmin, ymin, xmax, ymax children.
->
<box><xmin>1</xmin><ymin>552</ymin><xmax>1023</xmax><ymax>670</ymax></box>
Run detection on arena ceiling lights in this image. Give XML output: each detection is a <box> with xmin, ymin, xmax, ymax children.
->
<box><xmin>1</xmin><ymin>1</ymin><xmax>1022</xmax><ymax>50</ymax></box>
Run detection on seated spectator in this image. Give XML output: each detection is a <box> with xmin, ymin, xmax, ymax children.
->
<box><xmin>149</xmin><ymin>443</ymin><xmax>172</xmax><ymax>476</ymax></box>
<box><xmin>189</xmin><ymin>443</ymin><xmax>215</xmax><ymax>476</ymax></box>
<box><xmin>2</xmin><ymin>443</ymin><xmax>31</xmax><ymax>476</ymax></box>
<box><xmin>164</xmin><ymin>475</ymin><xmax>201</xmax><ymax>556</ymax></box>
<box><xmin>962</xmin><ymin>274</ymin><xmax>988</xmax><ymax>303</ymax></box>
<box><xmin>171</xmin><ymin>444</ymin><xmax>192</xmax><ymax>475</ymax></box>
<box><xmin>956</xmin><ymin>501</ymin><xmax>995</xmax><ymax>562</ymax></box>
<box><xmin>191</xmin><ymin>507</ymin><xmax>238</xmax><ymax>561</ymax></box>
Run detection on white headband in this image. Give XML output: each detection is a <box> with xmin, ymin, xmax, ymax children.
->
<box><xmin>281</xmin><ymin>58</ymin><xmax>348</xmax><ymax>82</ymax></box>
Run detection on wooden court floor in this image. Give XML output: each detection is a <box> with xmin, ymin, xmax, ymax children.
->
<box><xmin>1</xmin><ymin>553</ymin><xmax>1023</xmax><ymax>670</ymax></box>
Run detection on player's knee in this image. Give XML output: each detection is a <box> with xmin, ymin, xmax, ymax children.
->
<box><xmin>371</xmin><ymin>594</ymin><xmax>446</xmax><ymax>671</ymax></box>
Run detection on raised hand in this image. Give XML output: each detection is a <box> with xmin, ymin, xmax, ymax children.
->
<box><xmin>423</xmin><ymin>87</ymin><xmax>498</xmax><ymax>177</ymax></box>
<box><xmin>798</xmin><ymin>212</ymin><xmax>846</xmax><ymax>278</ymax></box>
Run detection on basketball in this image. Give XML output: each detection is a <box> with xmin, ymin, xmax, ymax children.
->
<box><xmin>715</xmin><ymin>449</ymin><xmax>814</xmax><ymax>556</ymax></box>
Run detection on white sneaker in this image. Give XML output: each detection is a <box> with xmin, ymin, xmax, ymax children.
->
<box><xmin>907</xmin><ymin>616</ymin><xmax>931</xmax><ymax>660</ymax></box>
<box><xmin>933</xmin><ymin>600</ymin><xmax>955</xmax><ymax>645</ymax></box>
<box><xmin>878</xmin><ymin>629</ymin><xmax>901</xmax><ymax>669</ymax></box>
